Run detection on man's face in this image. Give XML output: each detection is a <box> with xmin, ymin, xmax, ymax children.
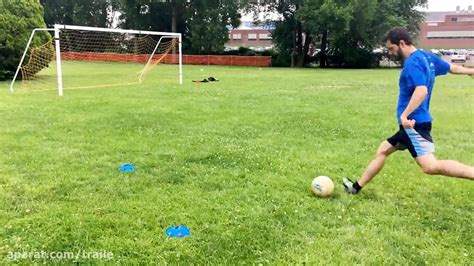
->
<box><xmin>386</xmin><ymin>40</ymin><xmax>404</xmax><ymax>62</ymax></box>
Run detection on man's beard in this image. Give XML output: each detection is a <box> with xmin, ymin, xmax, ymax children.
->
<box><xmin>389</xmin><ymin>48</ymin><xmax>404</xmax><ymax>63</ymax></box>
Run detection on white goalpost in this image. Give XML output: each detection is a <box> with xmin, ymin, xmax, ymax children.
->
<box><xmin>10</xmin><ymin>24</ymin><xmax>183</xmax><ymax>96</ymax></box>
<box><xmin>9</xmin><ymin>28</ymin><xmax>54</xmax><ymax>93</ymax></box>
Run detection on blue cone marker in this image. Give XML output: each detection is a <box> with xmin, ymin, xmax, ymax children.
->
<box><xmin>165</xmin><ymin>225</ymin><xmax>191</xmax><ymax>238</ymax></box>
<box><xmin>119</xmin><ymin>164</ymin><xmax>135</xmax><ymax>172</ymax></box>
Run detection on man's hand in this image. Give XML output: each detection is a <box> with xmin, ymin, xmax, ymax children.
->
<box><xmin>400</xmin><ymin>86</ymin><xmax>427</xmax><ymax>128</ymax></box>
<box><xmin>400</xmin><ymin>115</ymin><xmax>415</xmax><ymax>128</ymax></box>
<box><xmin>450</xmin><ymin>64</ymin><xmax>474</xmax><ymax>77</ymax></box>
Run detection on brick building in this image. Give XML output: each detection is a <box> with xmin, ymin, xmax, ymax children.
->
<box><xmin>418</xmin><ymin>6</ymin><xmax>474</xmax><ymax>49</ymax></box>
<box><xmin>226</xmin><ymin>21</ymin><xmax>274</xmax><ymax>50</ymax></box>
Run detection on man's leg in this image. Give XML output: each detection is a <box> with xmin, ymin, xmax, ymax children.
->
<box><xmin>357</xmin><ymin>140</ymin><xmax>398</xmax><ymax>186</ymax></box>
<box><xmin>343</xmin><ymin>140</ymin><xmax>398</xmax><ymax>193</ymax></box>
<box><xmin>416</xmin><ymin>154</ymin><xmax>474</xmax><ymax>180</ymax></box>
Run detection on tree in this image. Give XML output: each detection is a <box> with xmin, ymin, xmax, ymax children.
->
<box><xmin>0</xmin><ymin>0</ymin><xmax>49</xmax><ymax>80</ymax></box>
<box><xmin>186</xmin><ymin>0</ymin><xmax>241</xmax><ymax>54</ymax></box>
<box><xmin>118</xmin><ymin>0</ymin><xmax>242</xmax><ymax>54</ymax></box>
<box><xmin>247</xmin><ymin>0</ymin><xmax>349</xmax><ymax>67</ymax></box>
<box><xmin>42</xmin><ymin>0</ymin><xmax>120</xmax><ymax>28</ymax></box>
<box><xmin>254</xmin><ymin>0</ymin><xmax>427</xmax><ymax>68</ymax></box>
<box><xmin>118</xmin><ymin>0</ymin><xmax>189</xmax><ymax>56</ymax></box>
<box><xmin>327</xmin><ymin>0</ymin><xmax>427</xmax><ymax>67</ymax></box>
<box><xmin>271</xmin><ymin>16</ymin><xmax>296</xmax><ymax>67</ymax></box>
<box><xmin>249</xmin><ymin>0</ymin><xmax>307</xmax><ymax>67</ymax></box>
<box><xmin>42</xmin><ymin>0</ymin><xmax>244</xmax><ymax>55</ymax></box>
<box><xmin>298</xmin><ymin>0</ymin><xmax>352</xmax><ymax>67</ymax></box>
<box><xmin>118</xmin><ymin>0</ymin><xmax>185</xmax><ymax>32</ymax></box>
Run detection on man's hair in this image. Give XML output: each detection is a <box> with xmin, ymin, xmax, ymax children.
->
<box><xmin>384</xmin><ymin>27</ymin><xmax>413</xmax><ymax>45</ymax></box>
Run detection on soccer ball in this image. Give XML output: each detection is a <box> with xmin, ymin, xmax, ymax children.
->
<box><xmin>311</xmin><ymin>176</ymin><xmax>334</xmax><ymax>197</ymax></box>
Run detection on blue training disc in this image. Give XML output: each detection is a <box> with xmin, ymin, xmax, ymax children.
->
<box><xmin>165</xmin><ymin>225</ymin><xmax>191</xmax><ymax>238</ymax></box>
<box><xmin>119</xmin><ymin>164</ymin><xmax>135</xmax><ymax>172</ymax></box>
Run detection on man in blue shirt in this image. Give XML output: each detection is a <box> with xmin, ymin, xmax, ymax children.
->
<box><xmin>343</xmin><ymin>28</ymin><xmax>474</xmax><ymax>194</ymax></box>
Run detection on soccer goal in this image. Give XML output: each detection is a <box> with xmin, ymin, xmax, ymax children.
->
<box><xmin>10</xmin><ymin>24</ymin><xmax>182</xmax><ymax>96</ymax></box>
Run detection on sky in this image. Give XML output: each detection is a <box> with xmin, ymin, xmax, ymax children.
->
<box><xmin>242</xmin><ymin>0</ymin><xmax>473</xmax><ymax>21</ymax></box>
<box><xmin>421</xmin><ymin>0</ymin><xmax>473</xmax><ymax>11</ymax></box>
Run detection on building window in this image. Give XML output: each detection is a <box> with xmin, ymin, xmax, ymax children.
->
<box><xmin>427</xmin><ymin>31</ymin><xmax>474</xmax><ymax>38</ymax></box>
<box><xmin>427</xmin><ymin>37</ymin><xmax>474</xmax><ymax>39</ymax></box>
<box><xmin>451</xmin><ymin>17</ymin><xmax>458</xmax><ymax>22</ymax></box>
<box><xmin>459</xmin><ymin>17</ymin><xmax>474</xmax><ymax>22</ymax></box>
<box><xmin>259</xmin><ymin>33</ymin><xmax>272</xmax><ymax>39</ymax></box>
<box><xmin>248</xmin><ymin>33</ymin><xmax>257</xmax><ymax>40</ymax></box>
<box><xmin>232</xmin><ymin>34</ymin><xmax>241</xmax><ymax>40</ymax></box>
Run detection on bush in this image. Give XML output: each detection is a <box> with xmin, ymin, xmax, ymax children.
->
<box><xmin>0</xmin><ymin>0</ymin><xmax>49</xmax><ymax>81</ymax></box>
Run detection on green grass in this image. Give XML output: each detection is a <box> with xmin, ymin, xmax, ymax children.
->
<box><xmin>0</xmin><ymin>64</ymin><xmax>473</xmax><ymax>264</ymax></box>
<box><xmin>13</xmin><ymin>60</ymin><xmax>177</xmax><ymax>91</ymax></box>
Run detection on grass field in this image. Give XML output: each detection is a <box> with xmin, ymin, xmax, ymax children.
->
<box><xmin>1</xmin><ymin>64</ymin><xmax>473</xmax><ymax>264</ymax></box>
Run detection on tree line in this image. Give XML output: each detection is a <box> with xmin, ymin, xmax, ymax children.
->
<box><xmin>0</xmin><ymin>0</ymin><xmax>426</xmax><ymax>80</ymax></box>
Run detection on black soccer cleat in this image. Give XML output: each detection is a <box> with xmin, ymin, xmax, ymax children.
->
<box><xmin>342</xmin><ymin>177</ymin><xmax>360</xmax><ymax>194</ymax></box>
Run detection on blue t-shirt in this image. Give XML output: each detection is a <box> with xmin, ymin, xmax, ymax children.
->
<box><xmin>397</xmin><ymin>50</ymin><xmax>450</xmax><ymax>124</ymax></box>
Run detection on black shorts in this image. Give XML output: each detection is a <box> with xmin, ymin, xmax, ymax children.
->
<box><xmin>387</xmin><ymin>122</ymin><xmax>435</xmax><ymax>158</ymax></box>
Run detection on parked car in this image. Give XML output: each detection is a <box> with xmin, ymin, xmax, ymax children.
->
<box><xmin>466</xmin><ymin>50</ymin><xmax>474</xmax><ymax>60</ymax></box>
<box><xmin>451</xmin><ymin>52</ymin><xmax>467</xmax><ymax>63</ymax></box>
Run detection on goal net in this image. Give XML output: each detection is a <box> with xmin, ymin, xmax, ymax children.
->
<box><xmin>10</xmin><ymin>24</ymin><xmax>182</xmax><ymax>95</ymax></box>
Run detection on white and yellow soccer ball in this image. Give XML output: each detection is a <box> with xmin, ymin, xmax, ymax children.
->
<box><xmin>311</xmin><ymin>176</ymin><xmax>334</xmax><ymax>197</ymax></box>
